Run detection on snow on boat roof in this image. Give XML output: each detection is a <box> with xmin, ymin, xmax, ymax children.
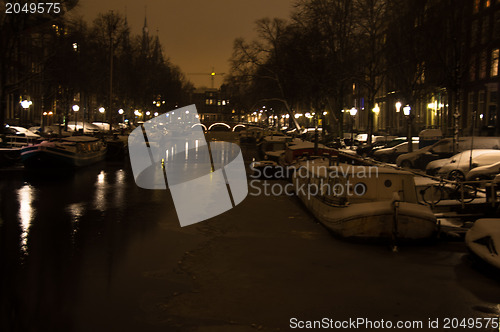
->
<box><xmin>300</xmin><ymin>162</ymin><xmax>413</xmax><ymax>178</ymax></box>
<box><xmin>261</xmin><ymin>135</ymin><xmax>290</xmax><ymax>142</ymax></box>
<box><xmin>61</xmin><ymin>136</ymin><xmax>100</xmax><ymax>143</ymax></box>
<box><xmin>287</xmin><ymin>141</ymin><xmax>330</xmax><ymax>150</ymax></box>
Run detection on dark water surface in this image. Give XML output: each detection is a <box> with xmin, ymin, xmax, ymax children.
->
<box><xmin>0</xmin><ymin>160</ymin><xmax>181</xmax><ymax>331</ymax></box>
<box><xmin>1</xmin><ymin>150</ymin><xmax>500</xmax><ymax>332</ymax></box>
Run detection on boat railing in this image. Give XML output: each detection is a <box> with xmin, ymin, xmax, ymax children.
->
<box><xmin>421</xmin><ymin>178</ymin><xmax>499</xmax><ymax>209</ymax></box>
<box><xmin>3</xmin><ymin>135</ymin><xmax>39</xmax><ymax>148</ymax></box>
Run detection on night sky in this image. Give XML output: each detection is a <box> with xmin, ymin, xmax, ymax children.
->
<box><xmin>71</xmin><ymin>0</ymin><xmax>295</xmax><ymax>88</ymax></box>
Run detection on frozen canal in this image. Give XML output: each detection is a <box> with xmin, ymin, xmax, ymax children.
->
<box><xmin>0</xmin><ymin>146</ymin><xmax>499</xmax><ymax>331</ymax></box>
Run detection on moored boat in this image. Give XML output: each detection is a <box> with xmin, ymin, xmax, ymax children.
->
<box><xmin>282</xmin><ymin>141</ymin><xmax>338</xmax><ymax>166</ymax></box>
<box><xmin>20</xmin><ymin>136</ymin><xmax>106</xmax><ymax>168</ymax></box>
<box><xmin>293</xmin><ymin>161</ymin><xmax>437</xmax><ymax>241</ymax></box>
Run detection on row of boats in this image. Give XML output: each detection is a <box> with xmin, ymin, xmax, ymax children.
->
<box><xmin>0</xmin><ymin>135</ymin><xmax>127</xmax><ymax>168</ymax></box>
<box><xmin>251</xmin><ymin>132</ymin><xmax>500</xmax><ymax>268</ymax></box>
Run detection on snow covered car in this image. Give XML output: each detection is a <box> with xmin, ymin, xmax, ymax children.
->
<box><xmin>465</xmin><ymin>160</ymin><xmax>500</xmax><ymax>181</ymax></box>
<box><xmin>426</xmin><ymin>150</ymin><xmax>499</xmax><ymax>176</ymax></box>
<box><xmin>435</xmin><ymin>149</ymin><xmax>500</xmax><ymax>181</ymax></box>
<box><xmin>396</xmin><ymin>137</ymin><xmax>500</xmax><ymax>170</ymax></box>
<box><xmin>372</xmin><ymin>141</ymin><xmax>419</xmax><ymax>163</ymax></box>
<box><xmin>5</xmin><ymin>125</ymin><xmax>40</xmax><ymax>138</ymax></box>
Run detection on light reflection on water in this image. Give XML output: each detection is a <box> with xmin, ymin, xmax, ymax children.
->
<box><xmin>113</xmin><ymin>169</ymin><xmax>126</xmax><ymax>207</ymax></box>
<box><xmin>17</xmin><ymin>184</ymin><xmax>35</xmax><ymax>254</ymax></box>
<box><xmin>94</xmin><ymin>170</ymin><xmax>107</xmax><ymax>212</ymax></box>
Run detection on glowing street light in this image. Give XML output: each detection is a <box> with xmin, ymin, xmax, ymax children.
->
<box><xmin>118</xmin><ymin>108</ymin><xmax>124</xmax><ymax>124</ymax></box>
<box><xmin>20</xmin><ymin>100</ymin><xmax>32</xmax><ymax>126</ymax></box>
<box><xmin>403</xmin><ymin>105</ymin><xmax>413</xmax><ymax>152</ymax></box>
<box><xmin>395</xmin><ymin>101</ymin><xmax>402</xmax><ymax>113</ymax></box>
<box><xmin>349</xmin><ymin>107</ymin><xmax>357</xmax><ymax>148</ymax></box>
<box><xmin>72</xmin><ymin>105</ymin><xmax>80</xmax><ymax>132</ymax></box>
<box><xmin>99</xmin><ymin>107</ymin><xmax>105</xmax><ymax>124</ymax></box>
<box><xmin>403</xmin><ymin>105</ymin><xmax>411</xmax><ymax>116</ymax></box>
<box><xmin>20</xmin><ymin>100</ymin><xmax>32</xmax><ymax>109</ymax></box>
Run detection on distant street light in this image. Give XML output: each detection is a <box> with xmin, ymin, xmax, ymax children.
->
<box><xmin>118</xmin><ymin>108</ymin><xmax>124</xmax><ymax>124</ymax></box>
<box><xmin>20</xmin><ymin>100</ymin><xmax>32</xmax><ymax>109</ymax></box>
<box><xmin>395</xmin><ymin>101</ymin><xmax>402</xmax><ymax>113</ymax></box>
<box><xmin>395</xmin><ymin>101</ymin><xmax>402</xmax><ymax>133</ymax></box>
<box><xmin>372</xmin><ymin>104</ymin><xmax>380</xmax><ymax>132</ymax></box>
<box><xmin>99</xmin><ymin>107</ymin><xmax>105</xmax><ymax>124</ymax></box>
<box><xmin>20</xmin><ymin>100</ymin><xmax>32</xmax><ymax>126</ymax></box>
<box><xmin>403</xmin><ymin>105</ymin><xmax>413</xmax><ymax>152</ymax></box>
<box><xmin>349</xmin><ymin>107</ymin><xmax>357</xmax><ymax>148</ymax></box>
<box><xmin>72</xmin><ymin>105</ymin><xmax>80</xmax><ymax>133</ymax></box>
<box><xmin>403</xmin><ymin>105</ymin><xmax>411</xmax><ymax>116</ymax></box>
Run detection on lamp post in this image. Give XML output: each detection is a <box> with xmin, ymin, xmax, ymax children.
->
<box><xmin>134</xmin><ymin>110</ymin><xmax>142</xmax><ymax>124</ymax></box>
<box><xmin>403</xmin><ymin>105</ymin><xmax>413</xmax><ymax>152</ymax></box>
<box><xmin>118</xmin><ymin>108</ymin><xmax>124</xmax><ymax>125</ymax></box>
<box><xmin>395</xmin><ymin>101</ymin><xmax>401</xmax><ymax>134</ymax></box>
<box><xmin>349</xmin><ymin>107</ymin><xmax>357</xmax><ymax>149</ymax></box>
<box><xmin>72</xmin><ymin>104</ymin><xmax>80</xmax><ymax>133</ymax></box>
<box><xmin>20</xmin><ymin>100</ymin><xmax>32</xmax><ymax>126</ymax></box>
<box><xmin>99</xmin><ymin>107</ymin><xmax>105</xmax><ymax>126</ymax></box>
<box><xmin>372</xmin><ymin>104</ymin><xmax>380</xmax><ymax>133</ymax></box>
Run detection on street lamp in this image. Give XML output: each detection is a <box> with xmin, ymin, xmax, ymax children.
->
<box><xmin>99</xmin><ymin>107</ymin><xmax>105</xmax><ymax>124</ymax></box>
<box><xmin>349</xmin><ymin>107</ymin><xmax>357</xmax><ymax>148</ymax></box>
<box><xmin>72</xmin><ymin>105</ymin><xmax>80</xmax><ymax>133</ymax></box>
<box><xmin>403</xmin><ymin>105</ymin><xmax>413</xmax><ymax>152</ymax></box>
<box><xmin>372</xmin><ymin>104</ymin><xmax>380</xmax><ymax>132</ymax></box>
<box><xmin>395</xmin><ymin>102</ymin><xmax>402</xmax><ymax>133</ymax></box>
<box><xmin>20</xmin><ymin>100</ymin><xmax>32</xmax><ymax>126</ymax></box>
<box><xmin>118</xmin><ymin>108</ymin><xmax>124</xmax><ymax>125</ymax></box>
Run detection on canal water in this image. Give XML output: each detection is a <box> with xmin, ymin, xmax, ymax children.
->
<box><xmin>1</xmin><ymin>147</ymin><xmax>499</xmax><ymax>331</ymax></box>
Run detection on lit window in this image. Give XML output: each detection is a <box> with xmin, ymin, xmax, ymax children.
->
<box><xmin>473</xmin><ymin>0</ymin><xmax>480</xmax><ymax>13</ymax></box>
<box><xmin>490</xmin><ymin>48</ymin><xmax>500</xmax><ymax>77</ymax></box>
<box><xmin>491</xmin><ymin>48</ymin><xmax>499</xmax><ymax>77</ymax></box>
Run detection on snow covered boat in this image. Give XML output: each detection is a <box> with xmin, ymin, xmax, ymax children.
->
<box><xmin>257</xmin><ymin>135</ymin><xmax>290</xmax><ymax>162</ymax></box>
<box><xmin>293</xmin><ymin>162</ymin><xmax>437</xmax><ymax>240</ymax></box>
<box><xmin>20</xmin><ymin>136</ymin><xmax>106</xmax><ymax>168</ymax></box>
<box><xmin>465</xmin><ymin>219</ymin><xmax>500</xmax><ymax>269</ymax></box>
<box><xmin>283</xmin><ymin>141</ymin><xmax>338</xmax><ymax>166</ymax></box>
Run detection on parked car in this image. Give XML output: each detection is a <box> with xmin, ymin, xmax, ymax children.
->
<box><xmin>465</xmin><ymin>160</ymin><xmax>500</xmax><ymax>181</ymax></box>
<box><xmin>425</xmin><ymin>149</ymin><xmax>496</xmax><ymax>176</ymax></box>
<box><xmin>5</xmin><ymin>125</ymin><xmax>40</xmax><ymax>138</ymax></box>
<box><xmin>355</xmin><ymin>136</ymin><xmax>397</xmax><ymax>157</ymax></box>
<box><xmin>396</xmin><ymin>137</ymin><xmax>500</xmax><ymax>169</ymax></box>
<box><xmin>67</xmin><ymin>121</ymin><xmax>101</xmax><ymax>134</ymax></box>
<box><xmin>435</xmin><ymin>149</ymin><xmax>500</xmax><ymax>181</ymax></box>
<box><xmin>367</xmin><ymin>137</ymin><xmax>419</xmax><ymax>157</ymax></box>
<box><xmin>372</xmin><ymin>141</ymin><xmax>420</xmax><ymax>163</ymax></box>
